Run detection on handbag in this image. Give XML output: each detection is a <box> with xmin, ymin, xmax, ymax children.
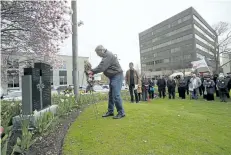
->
<box><xmin>204</xmin><ymin>87</ymin><xmax>207</xmax><ymax>95</ymax></box>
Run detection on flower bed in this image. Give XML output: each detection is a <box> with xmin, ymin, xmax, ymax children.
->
<box><xmin>1</xmin><ymin>91</ymin><xmax>129</xmax><ymax>155</ymax></box>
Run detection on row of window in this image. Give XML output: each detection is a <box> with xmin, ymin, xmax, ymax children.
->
<box><xmin>196</xmin><ymin>53</ymin><xmax>205</xmax><ymax>60</ymax></box>
<box><xmin>195</xmin><ymin>34</ymin><xmax>214</xmax><ymax>49</ymax></box>
<box><xmin>141</xmin><ymin>44</ymin><xmax>193</xmax><ymax>61</ymax></box>
<box><xmin>6</xmin><ymin>69</ymin><xmax>68</xmax><ymax>88</ymax></box>
<box><xmin>140</xmin><ymin>14</ymin><xmax>192</xmax><ymax>40</ymax></box>
<box><xmin>144</xmin><ymin>54</ymin><xmax>192</xmax><ymax>66</ymax></box>
<box><xmin>171</xmin><ymin>15</ymin><xmax>191</xmax><ymax>27</ymax></box>
<box><xmin>141</xmin><ymin>33</ymin><xmax>193</xmax><ymax>53</ymax></box>
<box><xmin>196</xmin><ymin>43</ymin><xmax>214</xmax><ymax>56</ymax></box>
<box><xmin>194</xmin><ymin>24</ymin><xmax>214</xmax><ymax>42</ymax></box>
<box><xmin>151</xmin><ymin>24</ymin><xmax>192</xmax><ymax>43</ymax></box>
<box><xmin>193</xmin><ymin>15</ymin><xmax>216</xmax><ymax>38</ymax></box>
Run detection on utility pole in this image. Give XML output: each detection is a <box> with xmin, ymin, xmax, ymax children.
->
<box><xmin>72</xmin><ymin>0</ymin><xmax>78</xmax><ymax>100</ymax></box>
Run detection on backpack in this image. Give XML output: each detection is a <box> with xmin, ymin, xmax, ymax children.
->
<box><xmin>217</xmin><ymin>80</ymin><xmax>227</xmax><ymax>89</ymax></box>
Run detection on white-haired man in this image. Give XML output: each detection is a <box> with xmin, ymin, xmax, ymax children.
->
<box><xmin>190</xmin><ymin>74</ymin><xmax>202</xmax><ymax>99</ymax></box>
<box><xmin>88</xmin><ymin>45</ymin><xmax>125</xmax><ymax>119</ymax></box>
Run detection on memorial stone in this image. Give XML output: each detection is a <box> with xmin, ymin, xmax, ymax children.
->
<box><xmin>34</xmin><ymin>62</ymin><xmax>51</xmax><ymax>109</ymax></box>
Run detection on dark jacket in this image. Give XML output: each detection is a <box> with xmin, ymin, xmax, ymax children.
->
<box><xmin>179</xmin><ymin>79</ymin><xmax>187</xmax><ymax>88</ymax></box>
<box><xmin>149</xmin><ymin>80</ymin><xmax>155</xmax><ymax>92</ymax></box>
<box><xmin>225</xmin><ymin>76</ymin><xmax>231</xmax><ymax>90</ymax></box>
<box><xmin>157</xmin><ymin>78</ymin><xmax>166</xmax><ymax>89</ymax></box>
<box><xmin>167</xmin><ymin>79</ymin><xmax>176</xmax><ymax>88</ymax></box>
<box><xmin>217</xmin><ymin>78</ymin><xmax>228</xmax><ymax>92</ymax></box>
<box><xmin>203</xmin><ymin>80</ymin><xmax>215</xmax><ymax>94</ymax></box>
<box><xmin>91</xmin><ymin>50</ymin><xmax>123</xmax><ymax>78</ymax></box>
<box><xmin>142</xmin><ymin>79</ymin><xmax>149</xmax><ymax>92</ymax></box>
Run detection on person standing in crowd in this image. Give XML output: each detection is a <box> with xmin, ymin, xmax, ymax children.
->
<box><xmin>141</xmin><ymin>76</ymin><xmax>149</xmax><ymax>101</ymax></box>
<box><xmin>125</xmin><ymin>62</ymin><xmax>139</xmax><ymax>103</ymax></box>
<box><xmin>167</xmin><ymin>76</ymin><xmax>176</xmax><ymax>99</ymax></box>
<box><xmin>157</xmin><ymin>75</ymin><xmax>166</xmax><ymax>99</ymax></box>
<box><xmin>203</xmin><ymin>75</ymin><xmax>215</xmax><ymax>101</ymax></box>
<box><xmin>185</xmin><ymin>76</ymin><xmax>191</xmax><ymax>95</ymax></box>
<box><xmin>175</xmin><ymin>76</ymin><xmax>181</xmax><ymax>97</ymax></box>
<box><xmin>199</xmin><ymin>74</ymin><xmax>205</xmax><ymax>97</ymax></box>
<box><xmin>178</xmin><ymin>76</ymin><xmax>187</xmax><ymax>99</ymax></box>
<box><xmin>217</xmin><ymin>74</ymin><xmax>228</xmax><ymax>102</ymax></box>
<box><xmin>190</xmin><ymin>74</ymin><xmax>202</xmax><ymax>99</ymax></box>
<box><xmin>148</xmin><ymin>79</ymin><xmax>154</xmax><ymax>99</ymax></box>
<box><xmin>88</xmin><ymin>45</ymin><xmax>125</xmax><ymax>119</ymax></box>
<box><xmin>137</xmin><ymin>81</ymin><xmax>142</xmax><ymax>102</ymax></box>
<box><xmin>213</xmin><ymin>74</ymin><xmax>219</xmax><ymax>97</ymax></box>
<box><xmin>225</xmin><ymin>75</ymin><xmax>231</xmax><ymax>98</ymax></box>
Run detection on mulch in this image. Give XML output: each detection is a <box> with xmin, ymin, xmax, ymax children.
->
<box><xmin>24</xmin><ymin>105</ymin><xmax>88</xmax><ymax>155</ymax></box>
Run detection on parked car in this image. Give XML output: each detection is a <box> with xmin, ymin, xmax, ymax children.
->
<box><xmin>2</xmin><ymin>91</ymin><xmax>22</xmax><ymax>101</ymax></box>
<box><xmin>93</xmin><ymin>85</ymin><xmax>109</xmax><ymax>93</ymax></box>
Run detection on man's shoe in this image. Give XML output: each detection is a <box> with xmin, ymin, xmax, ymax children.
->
<box><xmin>102</xmin><ymin>112</ymin><xmax>114</xmax><ymax>117</ymax></box>
<box><xmin>113</xmin><ymin>113</ymin><xmax>125</xmax><ymax>119</ymax></box>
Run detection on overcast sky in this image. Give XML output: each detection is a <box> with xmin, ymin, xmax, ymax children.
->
<box><xmin>60</xmin><ymin>0</ymin><xmax>231</xmax><ymax>71</ymax></box>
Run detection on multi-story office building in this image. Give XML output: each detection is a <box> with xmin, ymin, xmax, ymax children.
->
<box><xmin>139</xmin><ymin>7</ymin><xmax>217</xmax><ymax>77</ymax></box>
<box><xmin>1</xmin><ymin>53</ymin><xmax>88</xmax><ymax>93</ymax></box>
<box><xmin>221</xmin><ymin>53</ymin><xmax>231</xmax><ymax>74</ymax></box>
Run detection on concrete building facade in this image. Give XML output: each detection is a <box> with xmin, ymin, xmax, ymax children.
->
<box><xmin>139</xmin><ymin>7</ymin><xmax>217</xmax><ymax>77</ymax></box>
<box><xmin>221</xmin><ymin>53</ymin><xmax>231</xmax><ymax>74</ymax></box>
<box><xmin>1</xmin><ymin>53</ymin><xmax>88</xmax><ymax>93</ymax></box>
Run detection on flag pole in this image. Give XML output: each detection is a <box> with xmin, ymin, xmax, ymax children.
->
<box><xmin>203</xmin><ymin>58</ymin><xmax>212</xmax><ymax>74</ymax></box>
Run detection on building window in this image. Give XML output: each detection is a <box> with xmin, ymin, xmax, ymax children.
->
<box><xmin>7</xmin><ymin>70</ymin><xmax>19</xmax><ymax>88</ymax></box>
<box><xmin>59</xmin><ymin>70</ymin><xmax>67</xmax><ymax>85</ymax></box>
<box><xmin>164</xmin><ymin>58</ymin><xmax>170</xmax><ymax>63</ymax></box>
<box><xmin>194</xmin><ymin>24</ymin><xmax>214</xmax><ymax>42</ymax></box>
<box><xmin>171</xmin><ymin>56</ymin><xmax>182</xmax><ymax>62</ymax></box>
<box><xmin>172</xmin><ymin>15</ymin><xmax>191</xmax><ymax>27</ymax></box>
<box><xmin>195</xmin><ymin>34</ymin><xmax>214</xmax><ymax>49</ymax></box>
<box><xmin>171</xmin><ymin>47</ymin><xmax>181</xmax><ymax>54</ymax></box>
<box><xmin>155</xmin><ymin>68</ymin><xmax>161</xmax><ymax>71</ymax></box>
<box><xmin>193</xmin><ymin>15</ymin><xmax>216</xmax><ymax>38</ymax></box>
<box><xmin>184</xmin><ymin>54</ymin><xmax>191</xmax><ymax>60</ymax></box>
<box><xmin>59</xmin><ymin>76</ymin><xmax>67</xmax><ymax>85</ymax></box>
<box><xmin>146</xmin><ymin>61</ymin><xmax>154</xmax><ymax>66</ymax></box>
<box><xmin>196</xmin><ymin>43</ymin><xmax>214</xmax><ymax>56</ymax></box>
<box><xmin>155</xmin><ymin>59</ymin><xmax>163</xmax><ymax>64</ymax></box>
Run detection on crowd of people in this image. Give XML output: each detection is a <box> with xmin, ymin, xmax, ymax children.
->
<box><xmin>126</xmin><ymin>63</ymin><xmax>231</xmax><ymax>103</ymax></box>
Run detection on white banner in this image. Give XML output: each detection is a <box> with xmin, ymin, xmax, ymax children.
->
<box><xmin>191</xmin><ymin>59</ymin><xmax>208</xmax><ymax>70</ymax></box>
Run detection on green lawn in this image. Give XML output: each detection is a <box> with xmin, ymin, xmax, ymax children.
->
<box><xmin>63</xmin><ymin>98</ymin><xmax>231</xmax><ymax>155</ymax></box>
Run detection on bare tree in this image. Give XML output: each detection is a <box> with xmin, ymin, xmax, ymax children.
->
<box><xmin>212</xmin><ymin>22</ymin><xmax>231</xmax><ymax>73</ymax></box>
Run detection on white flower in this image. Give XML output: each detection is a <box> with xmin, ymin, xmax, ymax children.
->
<box><xmin>65</xmin><ymin>94</ymin><xmax>70</xmax><ymax>97</ymax></box>
<box><xmin>33</xmin><ymin>110</ymin><xmax>38</xmax><ymax>115</ymax></box>
<box><xmin>60</xmin><ymin>99</ymin><xmax>64</xmax><ymax>103</ymax></box>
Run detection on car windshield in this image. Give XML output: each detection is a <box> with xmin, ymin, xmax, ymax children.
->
<box><xmin>7</xmin><ymin>92</ymin><xmax>21</xmax><ymax>97</ymax></box>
